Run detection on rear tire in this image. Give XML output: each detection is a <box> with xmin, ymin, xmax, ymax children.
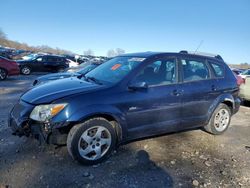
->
<box><xmin>204</xmin><ymin>103</ymin><xmax>232</xmax><ymax>135</ymax></box>
<box><xmin>0</xmin><ymin>68</ymin><xmax>7</xmax><ymax>80</ymax></box>
<box><xmin>20</xmin><ymin>66</ymin><xmax>31</xmax><ymax>75</ymax></box>
<box><xmin>67</xmin><ymin>118</ymin><xmax>117</xmax><ymax>165</ymax></box>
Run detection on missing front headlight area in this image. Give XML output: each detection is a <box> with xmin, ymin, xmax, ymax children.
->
<box><xmin>27</xmin><ymin>121</ymin><xmax>68</xmax><ymax>145</ymax></box>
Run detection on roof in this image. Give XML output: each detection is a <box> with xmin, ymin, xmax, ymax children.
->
<box><xmin>119</xmin><ymin>51</ymin><xmax>224</xmax><ymax>62</ymax></box>
<box><xmin>119</xmin><ymin>51</ymin><xmax>168</xmax><ymax>58</ymax></box>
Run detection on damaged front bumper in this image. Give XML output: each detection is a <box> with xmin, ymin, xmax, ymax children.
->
<box><xmin>9</xmin><ymin>100</ymin><xmax>68</xmax><ymax>145</ymax></box>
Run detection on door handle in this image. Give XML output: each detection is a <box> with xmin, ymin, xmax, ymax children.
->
<box><xmin>172</xmin><ymin>89</ymin><xmax>183</xmax><ymax>96</ymax></box>
<box><xmin>211</xmin><ymin>85</ymin><xmax>217</xmax><ymax>91</ymax></box>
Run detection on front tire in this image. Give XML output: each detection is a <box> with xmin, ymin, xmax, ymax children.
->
<box><xmin>67</xmin><ymin>118</ymin><xmax>117</xmax><ymax>165</ymax></box>
<box><xmin>204</xmin><ymin>103</ymin><xmax>232</xmax><ymax>135</ymax></box>
<box><xmin>20</xmin><ymin>66</ymin><xmax>31</xmax><ymax>75</ymax></box>
<box><xmin>0</xmin><ymin>68</ymin><xmax>7</xmax><ymax>80</ymax></box>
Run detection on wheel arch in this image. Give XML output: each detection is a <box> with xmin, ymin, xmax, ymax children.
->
<box><xmin>62</xmin><ymin>107</ymin><xmax>127</xmax><ymax>144</ymax></box>
<box><xmin>221</xmin><ymin>99</ymin><xmax>234</xmax><ymax>113</ymax></box>
<box><xmin>78</xmin><ymin>113</ymin><xmax>123</xmax><ymax>143</ymax></box>
<box><xmin>0</xmin><ymin>66</ymin><xmax>8</xmax><ymax>72</ymax></box>
<box><xmin>207</xmin><ymin>94</ymin><xmax>235</xmax><ymax>123</ymax></box>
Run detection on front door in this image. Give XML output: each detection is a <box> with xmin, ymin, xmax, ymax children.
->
<box><xmin>32</xmin><ymin>56</ymin><xmax>45</xmax><ymax>72</ymax></box>
<box><xmin>123</xmin><ymin>57</ymin><xmax>182</xmax><ymax>139</ymax></box>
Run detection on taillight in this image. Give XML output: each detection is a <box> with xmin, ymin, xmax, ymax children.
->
<box><xmin>236</xmin><ymin>75</ymin><xmax>244</xmax><ymax>86</ymax></box>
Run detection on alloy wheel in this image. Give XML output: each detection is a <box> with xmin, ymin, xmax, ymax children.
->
<box><xmin>214</xmin><ymin>108</ymin><xmax>230</xmax><ymax>132</ymax></box>
<box><xmin>22</xmin><ymin>67</ymin><xmax>31</xmax><ymax>75</ymax></box>
<box><xmin>78</xmin><ymin>126</ymin><xmax>112</xmax><ymax>160</ymax></box>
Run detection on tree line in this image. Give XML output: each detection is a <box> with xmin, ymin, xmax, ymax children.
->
<box><xmin>1</xmin><ymin>28</ymin><xmax>126</xmax><ymax>58</ymax></box>
<box><xmin>0</xmin><ymin>28</ymin><xmax>73</xmax><ymax>55</ymax></box>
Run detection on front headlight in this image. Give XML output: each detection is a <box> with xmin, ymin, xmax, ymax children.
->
<box><xmin>30</xmin><ymin>103</ymin><xmax>67</xmax><ymax>122</ymax></box>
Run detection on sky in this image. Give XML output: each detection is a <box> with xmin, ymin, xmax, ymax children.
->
<box><xmin>0</xmin><ymin>0</ymin><xmax>249</xmax><ymax>64</ymax></box>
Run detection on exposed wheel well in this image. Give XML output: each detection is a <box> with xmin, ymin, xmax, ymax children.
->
<box><xmin>222</xmin><ymin>100</ymin><xmax>233</xmax><ymax>113</ymax></box>
<box><xmin>66</xmin><ymin>114</ymin><xmax>123</xmax><ymax>143</ymax></box>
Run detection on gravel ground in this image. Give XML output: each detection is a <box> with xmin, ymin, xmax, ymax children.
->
<box><xmin>0</xmin><ymin>75</ymin><xmax>250</xmax><ymax>188</ymax></box>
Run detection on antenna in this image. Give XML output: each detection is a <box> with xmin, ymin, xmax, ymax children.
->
<box><xmin>194</xmin><ymin>40</ymin><xmax>204</xmax><ymax>53</ymax></box>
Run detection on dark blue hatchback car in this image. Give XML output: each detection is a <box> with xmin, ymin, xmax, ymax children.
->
<box><xmin>9</xmin><ymin>51</ymin><xmax>240</xmax><ymax>165</ymax></box>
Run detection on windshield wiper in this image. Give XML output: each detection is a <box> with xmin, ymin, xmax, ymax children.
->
<box><xmin>85</xmin><ymin>76</ymin><xmax>102</xmax><ymax>85</ymax></box>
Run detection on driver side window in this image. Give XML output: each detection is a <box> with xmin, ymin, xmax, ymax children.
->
<box><xmin>36</xmin><ymin>57</ymin><xmax>43</xmax><ymax>62</ymax></box>
<box><xmin>36</xmin><ymin>57</ymin><xmax>46</xmax><ymax>62</ymax></box>
<box><xmin>134</xmin><ymin>58</ymin><xmax>177</xmax><ymax>86</ymax></box>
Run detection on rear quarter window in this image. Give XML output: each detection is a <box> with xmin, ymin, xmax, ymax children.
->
<box><xmin>209</xmin><ymin>61</ymin><xmax>225</xmax><ymax>77</ymax></box>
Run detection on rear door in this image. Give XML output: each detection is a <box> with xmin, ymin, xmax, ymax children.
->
<box><xmin>178</xmin><ymin>57</ymin><xmax>216</xmax><ymax>128</ymax></box>
<box><xmin>43</xmin><ymin>56</ymin><xmax>60</xmax><ymax>72</ymax></box>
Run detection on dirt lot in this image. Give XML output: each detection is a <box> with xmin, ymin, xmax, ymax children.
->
<box><xmin>0</xmin><ymin>75</ymin><xmax>250</xmax><ymax>188</ymax></box>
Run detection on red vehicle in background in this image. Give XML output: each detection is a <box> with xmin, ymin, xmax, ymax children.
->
<box><xmin>233</xmin><ymin>72</ymin><xmax>244</xmax><ymax>86</ymax></box>
<box><xmin>0</xmin><ymin>56</ymin><xmax>20</xmax><ymax>80</ymax></box>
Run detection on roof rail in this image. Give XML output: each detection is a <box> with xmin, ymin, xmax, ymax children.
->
<box><xmin>179</xmin><ymin>50</ymin><xmax>224</xmax><ymax>61</ymax></box>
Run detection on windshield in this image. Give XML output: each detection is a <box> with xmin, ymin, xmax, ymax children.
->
<box><xmin>23</xmin><ymin>54</ymin><xmax>38</xmax><ymax>60</ymax></box>
<box><xmin>85</xmin><ymin>56</ymin><xmax>145</xmax><ymax>84</ymax></box>
<box><xmin>65</xmin><ymin>61</ymin><xmax>93</xmax><ymax>73</ymax></box>
<box><xmin>78</xmin><ymin>61</ymin><xmax>92</xmax><ymax>68</ymax></box>
<box><xmin>77</xmin><ymin>64</ymin><xmax>98</xmax><ymax>74</ymax></box>
<box><xmin>241</xmin><ymin>69</ymin><xmax>250</xmax><ymax>75</ymax></box>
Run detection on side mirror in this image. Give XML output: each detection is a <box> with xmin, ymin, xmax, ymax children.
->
<box><xmin>128</xmin><ymin>81</ymin><xmax>148</xmax><ymax>91</ymax></box>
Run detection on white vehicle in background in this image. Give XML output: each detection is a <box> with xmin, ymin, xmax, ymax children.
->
<box><xmin>67</xmin><ymin>58</ymin><xmax>79</xmax><ymax>67</ymax></box>
<box><xmin>240</xmin><ymin>76</ymin><xmax>250</xmax><ymax>102</ymax></box>
<box><xmin>91</xmin><ymin>57</ymin><xmax>102</xmax><ymax>62</ymax></box>
<box><xmin>79</xmin><ymin>56</ymin><xmax>90</xmax><ymax>62</ymax></box>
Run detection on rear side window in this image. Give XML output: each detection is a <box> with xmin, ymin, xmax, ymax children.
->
<box><xmin>210</xmin><ymin>62</ymin><xmax>224</xmax><ymax>77</ymax></box>
<box><xmin>37</xmin><ymin>56</ymin><xmax>46</xmax><ymax>62</ymax></box>
<box><xmin>181</xmin><ymin>59</ymin><xmax>209</xmax><ymax>82</ymax></box>
<box><xmin>47</xmin><ymin>57</ymin><xmax>55</xmax><ymax>62</ymax></box>
<box><xmin>56</xmin><ymin>57</ymin><xmax>63</xmax><ymax>62</ymax></box>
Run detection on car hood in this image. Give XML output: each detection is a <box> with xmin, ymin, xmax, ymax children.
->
<box><xmin>21</xmin><ymin>77</ymin><xmax>105</xmax><ymax>104</ymax></box>
<box><xmin>37</xmin><ymin>72</ymin><xmax>81</xmax><ymax>81</ymax></box>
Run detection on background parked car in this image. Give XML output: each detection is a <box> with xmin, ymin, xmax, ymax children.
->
<box><xmin>33</xmin><ymin>61</ymin><xmax>102</xmax><ymax>86</ymax></box>
<box><xmin>0</xmin><ymin>50</ymin><xmax>12</xmax><ymax>59</ymax></box>
<box><xmin>0</xmin><ymin>56</ymin><xmax>19</xmax><ymax>80</ymax></box>
<box><xmin>66</xmin><ymin>58</ymin><xmax>79</xmax><ymax>68</ymax></box>
<box><xmin>17</xmin><ymin>55</ymin><xmax>69</xmax><ymax>75</ymax></box>
<box><xmin>231</xmin><ymin>68</ymin><xmax>244</xmax><ymax>75</ymax></box>
<box><xmin>239</xmin><ymin>76</ymin><xmax>250</xmax><ymax>102</ymax></box>
<box><xmin>239</xmin><ymin>69</ymin><xmax>250</xmax><ymax>79</ymax></box>
<box><xmin>233</xmin><ymin>72</ymin><xmax>244</xmax><ymax>86</ymax></box>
